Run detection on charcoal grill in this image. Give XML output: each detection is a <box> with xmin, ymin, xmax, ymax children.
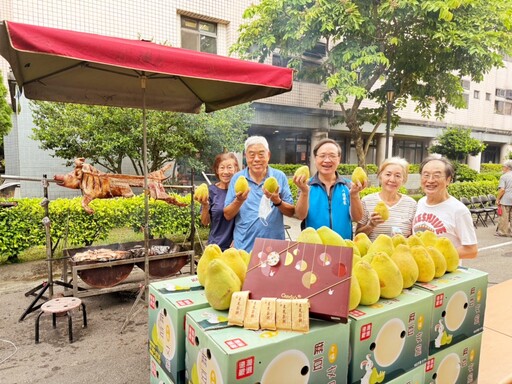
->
<box><xmin>63</xmin><ymin>239</ymin><xmax>194</xmax><ymax>297</ymax></box>
<box><xmin>66</xmin><ymin>244</ymin><xmax>134</xmax><ymax>288</ymax></box>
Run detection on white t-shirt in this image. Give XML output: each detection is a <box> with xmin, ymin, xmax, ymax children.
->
<box><xmin>359</xmin><ymin>193</ymin><xmax>417</xmax><ymax>241</ymax></box>
<box><xmin>412</xmin><ymin>196</ymin><xmax>477</xmax><ymax>248</ymax></box>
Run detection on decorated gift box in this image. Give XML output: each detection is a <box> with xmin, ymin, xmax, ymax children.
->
<box><xmin>185</xmin><ymin>306</ymin><xmax>351</xmax><ymax>384</ymax></box>
<box><xmin>148</xmin><ymin>275</ymin><xmax>210</xmax><ymax>384</ymax></box>
<box><xmin>243</xmin><ymin>238</ymin><xmax>353</xmax><ymax>323</ymax></box>
<box><xmin>424</xmin><ymin>332</ymin><xmax>482</xmax><ymax>384</ymax></box>
<box><xmin>348</xmin><ymin>287</ymin><xmax>433</xmax><ymax>384</ymax></box>
<box><xmin>414</xmin><ymin>267</ymin><xmax>488</xmax><ymax>354</ymax></box>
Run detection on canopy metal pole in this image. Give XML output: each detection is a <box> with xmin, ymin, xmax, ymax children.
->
<box><xmin>142</xmin><ymin>74</ymin><xmax>150</xmax><ymax>296</ymax></box>
<box><xmin>121</xmin><ymin>74</ymin><xmax>149</xmax><ymax>333</ymax></box>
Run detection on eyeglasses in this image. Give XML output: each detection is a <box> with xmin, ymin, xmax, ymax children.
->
<box><xmin>218</xmin><ymin>165</ymin><xmax>235</xmax><ymax>172</ymax></box>
<box><xmin>421</xmin><ymin>172</ymin><xmax>445</xmax><ymax>181</ymax></box>
<box><xmin>315</xmin><ymin>153</ymin><xmax>339</xmax><ymax>161</ymax></box>
<box><xmin>246</xmin><ymin>151</ymin><xmax>267</xmax><ymax>159</ymax></box>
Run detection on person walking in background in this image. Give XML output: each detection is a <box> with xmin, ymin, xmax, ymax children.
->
<box><xmin>194</xmin><ymin>152</ymin><xmax>240</xmax><ymax>250</ymax></box>
<box><xmin>412</xmin><ymin>156</ymin><xmax>478</xmax><ymax>259</ymax></box>
<box><xmin>294</xmin><ymin>138</ymin><xmax>366</xmax><ymax>239</ymax></box>
<box><xmin>224</xmin><ymin>136</ymin><xmax>295</xmax><ymax>252</ymax></box>
<box><xmin>355</xmin><ymin>157</ymin><xmax>417</xmax><ymax>241</ymax></box>
<box><xmin>496</xmin><ymin>159</ymin><xmax>512</xmax><ymax>237</ymax></box>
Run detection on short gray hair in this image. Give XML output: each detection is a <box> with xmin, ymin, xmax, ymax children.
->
<box><xmin>378</xmin><ymin>157</ymin><xmax>410</xmax><ymax>183</ymax></box>
<box><xmin>245</xmin><ymin>136</ymin><xmax>269</xmax><ymax>152</ymax></box>
<box><xmin>420</xmin><ymin>155</ymin><xmax>455</xmax><ymax>181</ymax></box>
<box><xmin>503</xmin><ymin>160</ymin><xmax>512</xmax><ymax>170</ymax></box>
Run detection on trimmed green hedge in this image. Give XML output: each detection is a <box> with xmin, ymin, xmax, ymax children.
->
<box><xmin>0</xmin><ymin>193</ymin><xmax>200</xmax><ymax>263</ymax></box>
<box><xmin>480</xmin><ymin>163</ymin><xmax>502</xmax><ymax>173</ymax></box>
<box><xmin>447</xmin><ymin>180</ymin><xmax>499</xmax><ymax>199</ymax></box>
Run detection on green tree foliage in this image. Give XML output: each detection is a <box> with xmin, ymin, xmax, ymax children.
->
<box><xmin>232</xmin><ymin>0</ymin><xmax>512</xmax><ymax>167</ymax></box>
<box><xmin>30</xmin><ymin>101</ymin><xmax>252</xmax><ymax>174</ymax></box>
<box><xmin>0</xmin><ymin>72</ymin><xmax>13</xmax><ymax>148</ymax></box>
<box><xmin>430</xmin><ymin>127</ymin><xmax>486</xmax><ymax>162</ymax></box>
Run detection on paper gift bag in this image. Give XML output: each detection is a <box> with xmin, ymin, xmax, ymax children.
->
<box><xmin>243</xmin><ymin>238</ymin><xmax>353</xmax><ymax>323</ymax></box>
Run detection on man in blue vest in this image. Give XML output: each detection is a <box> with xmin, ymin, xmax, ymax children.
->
<box><xmin>294</xmin><ymin>138</ymin><xmax>366</xmax><ymax>239</ymax></box>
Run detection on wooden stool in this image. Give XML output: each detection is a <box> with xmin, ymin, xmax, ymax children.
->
<box><xmin>35</xmin><ymin>297</ymin><xmax>87</xmax><ymax>344</ymax></box>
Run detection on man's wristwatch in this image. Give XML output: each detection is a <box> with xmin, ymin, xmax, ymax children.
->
<box><xmin>274</xmin><ymin>199</ymin><xmax>283</xmax><ymax>207</ymax></box>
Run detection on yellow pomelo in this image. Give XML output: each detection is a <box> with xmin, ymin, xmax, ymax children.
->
<box><xmin>351</xmin><ymin>166</ymin><xmax>368</xmax><ymax>184</ymax></box>
<box><xmin>373</xmin><ymin>201</ymin><xmax>389</xmax><ymax>221</ymax></box>
<box><xmin>297</xmin><ymin>227</ymin><xmax>323</xmax><ymax>244</ymax></box>
<box><xmin>263</xmin><ymin>176</ymin><xmax>279</xmax><ymax>193</ymax></box>
<box><xmin>234</xmin><ymin>176</ymin><xmax>249</xmax><ymax>194</ymax></box>
<box><xmin>197</xmin><ymin>244</ymin><xmax>222</xmax><ymax>286</ymax></box>
<box><xmin>294</xmin><ymin>165</ymin><xmax>310</xmax><ymax>179</ymax></box>
<box><xmin>410</xmin><ymin>245</ymin><xmax>435</xmax><ymax>283</ymax></box>
<box><xmin>317</xmin><ymin>226</ymin><xmax>346</xmax><ymax>246</ymax></box>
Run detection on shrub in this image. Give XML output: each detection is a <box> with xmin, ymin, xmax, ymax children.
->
<box><xmin>447</xmin><ymin>180</ymin><xmax>498</xmax><ymax>199</ymax></box>
<box><xmin>269</xmin><ymin>164</ymin><xmax>304</xmax><ymax>175</ymax></box>
<box><xmin>475</xmin><ymin>172</ymin><xmax>500</xmax><ymax>182</ymax></box>
<box><xmin>454</xmin><ymin>163</ymin><xmax>478</xmax><ymax>182</ymax></box>
<box><xmin>360</xmin><ymin>186</ymin><xmax>407</xmax><ymax>199</ymax></box>
<box><xmin>0</xmin><ymin>194</ymin><xmax>200</xmax><ymax>263</ymax></box>
<box><xmin>409</xmin><ymin>164</ymin><xmax>420</xmax><ymax>174</ymax></box>
<box><xmin>337</xmin><ymin>164</ymin><xmax>378</xmax><ymax>175</ymax></box>
<box><xmin>480</xmin><ymin>163</ymin><xmax>503</xmax><ymax>173</ymax></box>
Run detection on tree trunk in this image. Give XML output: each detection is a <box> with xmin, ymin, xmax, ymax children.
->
<box><xmin>346</xmin><ymin>116</ymin><xmax>367</xmax><ymax>169</ymax></box>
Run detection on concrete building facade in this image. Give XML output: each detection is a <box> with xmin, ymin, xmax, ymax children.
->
<box><xmin>1</xmin><ymin>0</ymin><xmax>512</xmax><ymax>198</ymax></box>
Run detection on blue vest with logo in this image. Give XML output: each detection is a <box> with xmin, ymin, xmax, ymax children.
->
<box><xmin>303</xmin><ymin>173</ymin><xmax>353</xmax><ymax>239</ymax></box>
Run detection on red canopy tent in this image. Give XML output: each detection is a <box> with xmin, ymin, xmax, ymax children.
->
<box><xmin>0</xmin><ymin>20</ymin><xmax>293</xmax><ymax>315</ymax></box>
<box><xmin>0</xmin><ymin>21</ymin><xmax>293</xmax><ymax>112</ymax></box>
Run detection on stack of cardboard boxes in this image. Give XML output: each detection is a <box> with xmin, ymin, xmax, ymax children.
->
<box><xmin>148</xmin><ymin>243</ymin><xmax>487</xmax><ymax>384</ymax></box>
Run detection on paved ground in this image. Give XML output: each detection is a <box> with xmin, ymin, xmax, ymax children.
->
<box><xmin>0</xmin><ymin>216</ymin><xmax>510</xmax><ymax>383</ymax></box>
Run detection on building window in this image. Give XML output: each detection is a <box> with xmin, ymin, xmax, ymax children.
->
<box><xmin>495</xmin><ymin>100</ymin><xmax>512</xmax><ymax>115</ymax></box>
<box><xmin>473</xmin><ymin>90</ymin><xmax>480</xmax><ymax>99</ymax></box>
<box><xmin>461</xmin><ymin>79</ymin><xmax>470</xmax><ymax>90</ymax></box>
<box><xmin>285</xmin><ymin>137</ymin><xmax>309</xmax><ymax>165</ymax></box>
<box><xmin>486</xmin><ymin>93</ymin><xmax>491</xmax><ymax>101</ymax></box>
<box><xmin>181</xmin><ymin>17</ymin><xmax>217</xmax><ymax>54</ymax></box>
<box><xmin>394</xmin><ymin>140</ymin><xmax>427</xmax><ymax>165</ymax></box>
<box><xmin>482</xmin><ymin>145</ymin><xmax>500</xmax><ymax>164</ymax></box>
<box><xmin>496</xmin><ymin>88</ymin><xmax>506</xmax><ymax>98</ymax></box>
<box><xmin>462</xmin><ymin>93</ymin><xmax>469</xmax><ymax>108</ymax></box>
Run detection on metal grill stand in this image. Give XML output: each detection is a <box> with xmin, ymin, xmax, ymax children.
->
<box><xmin>4</xmin><ymin>175</ymin><xmax>75</xmax><ymax>322</ymax></box>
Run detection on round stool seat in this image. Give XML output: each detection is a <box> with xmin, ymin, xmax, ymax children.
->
<box><xmin>42</xmin><ymin>297</ymin><xmax>82</xmax><ymax>314</ymax></box>
<box><xmin>35</xmin><ymin>297</ymin><xmax>87</xmax><ymax>344</ymax></box>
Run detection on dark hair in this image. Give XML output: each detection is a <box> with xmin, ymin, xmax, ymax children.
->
<box><xmin>419</xmin><ymin>156</ymin><xmax>455</xmax><ymax>181</ymax></box>
<box><xmin>313</xmin><ymin>138</ymin><xmax>342</xmax><ymax>157</ymax></box>
<box><xmin>213</xmin><ymin>152</ymin><xmax>240</xmax><ymax>179</ymax></box>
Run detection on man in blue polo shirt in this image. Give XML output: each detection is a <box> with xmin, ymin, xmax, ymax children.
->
<box><xmin>224</xmin><ymin>136</ymin><xmax>295</xmax><ymax>252</ymax></box>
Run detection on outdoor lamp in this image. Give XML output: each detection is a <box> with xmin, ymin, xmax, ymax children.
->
<box><xmin>385</xmin><ymin>86</ymin><xmax>395</xmax><ymax>159</ymax></box>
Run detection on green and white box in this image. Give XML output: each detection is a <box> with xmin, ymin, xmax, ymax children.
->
<box><xmin>415</xmin><ymin>267</ymin><xmax>487</xmax><ymax>354</ymax></box>
<box><xmin>185</xmin><ymin>307</ymin><xmax>350</xmax><ymax>384</ymax></box>
<box><xmin>386</xmin><ymin>363</ymin><xmax>425</xmax><ymax>384</ymax></box>
<box><xmin>424</xmin><ymin>332</ymin><xmax>482</xmax><ymax>384</ymax></box>
<box><xmin>348</xmin><ymin>287</ymin><xmax>433</xmax><ymax>384</ymax></box>
<box><xmin>150</xmin><ymin>356</ymin><xmax>174</xmax><ymax>384</ymax></box>
<box><xmin>148</xmin><ymin>275</ymin><xmax>210</xmax><ymax>384</ymax></box>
